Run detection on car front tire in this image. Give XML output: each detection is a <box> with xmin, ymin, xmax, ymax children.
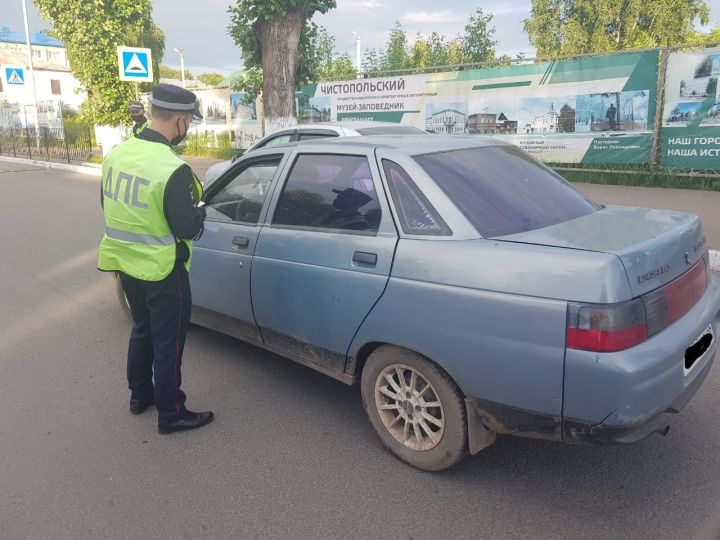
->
<box><xmin>361</xmin><ymin>345</ymin><xmax>468</xmax><ymax>471</ymax></box>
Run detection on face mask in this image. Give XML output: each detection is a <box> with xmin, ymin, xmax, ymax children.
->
<box><xmin>170</xmin><ymin>116</ymin><xmax>189</xmax><ymax>145</ymax></box>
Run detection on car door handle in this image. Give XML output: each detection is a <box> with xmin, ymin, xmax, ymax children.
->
<box><xmin>352</xmin><ymin>251</ymin><xmax>377</xmax><ymax>266</ymax></box>
<box><xmin>232</xmin><ymin>236</ymin><xmax>250</xmax><ymax>250</ymax></box>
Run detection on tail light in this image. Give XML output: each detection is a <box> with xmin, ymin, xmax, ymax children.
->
<box><xmin>567</xmin><ymin>299</ymin><xmax>648</xmax><ymax>352</ymax></box>
<box><xmin>567</xmin><ymin>255</ymin><xmax>709</xmax><ymax>353</ymax></box>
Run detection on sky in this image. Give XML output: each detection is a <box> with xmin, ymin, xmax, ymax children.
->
<box><xmin>5</xmin><ymin>0</ymin><xmax>720</xmax><ymax>75</ymax></box>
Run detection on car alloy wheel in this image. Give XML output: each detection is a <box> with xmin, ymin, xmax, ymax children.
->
<box><xmin>374</xmin><ymin>363</ymin><xmax>445</xmax><ymax>451</ymax></box>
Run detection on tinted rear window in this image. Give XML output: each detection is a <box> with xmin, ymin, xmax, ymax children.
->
<box><xmin>356</xmin><ymin>125</ymin><xmax>425</xmax><ymax>135</ymax></box>
<box><xmin>414</xmin><ymin>146</ymin><xmax>600</xmax><ymax>237</ymax></box>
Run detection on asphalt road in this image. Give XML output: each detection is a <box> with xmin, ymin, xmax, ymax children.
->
<box><xmin>1</xmin><ymin>161</ymin><xmax>720</xmax><ymax>540</ymax></box>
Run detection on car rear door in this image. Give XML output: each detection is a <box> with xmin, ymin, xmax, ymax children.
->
<box><xmin>189</xmin><ymin>152</ymin><xmax>289</xmax><ymax>343</ymax></box>
<box><xmin>251</xmin><ymin>147</ymin><xmax>398</xmax><ymax>374</ymax></box>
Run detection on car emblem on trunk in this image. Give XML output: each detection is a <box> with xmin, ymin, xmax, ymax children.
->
<box><xmin>685</xmin><ymin>252</ymin><xmax>691</xmax><ymax>265</ymax></box>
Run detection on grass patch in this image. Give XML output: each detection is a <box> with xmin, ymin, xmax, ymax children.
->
<box><xmin>85</xmin><ymin>154</ymin><xmax>103</xmax><ymax>164</ymax></box>
<box><xmin>555</xmin><ymin>167</ymin><xmax>720</xmax><ymax>191</ymax></box>
<box><xmin>175</xmin><ymin>130</ymin><xmax>244</xmax><ymax>160</ymax></box>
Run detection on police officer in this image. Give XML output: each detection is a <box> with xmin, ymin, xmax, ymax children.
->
<box><xmin>128</xmin><ymin>101</ymin><xmax>149</xmax><ymax>136</ymax></box>
<box><xmin>99</xmin><ymin>84</ymin><xmax>213</xmax><ymax>434</ymax></box>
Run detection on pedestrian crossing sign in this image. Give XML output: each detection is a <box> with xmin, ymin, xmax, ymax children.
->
<box><xmin>117</xmin><ymin>46</ymin><xmax>153</xmax><ymax>82</ymax></box>
<box><xmin>4</xmin><ymin>67</ymin><xmax>25</xmax><ymax>85</ymax></box>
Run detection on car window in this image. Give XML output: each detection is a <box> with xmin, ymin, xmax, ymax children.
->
<box><xmin>297</xmin><ymin>132</ymin><xmax>338</xmax><ymax>141</ymax></box>
<box><xmin>382</xmin><ymin>160</ymin><xmax>451</xmax><ymax>236</ymax></box>
<box><xmin>205</xmin><ymin>159</ymin><xmax>281</xmax><ymax>224</ymax></box>
<box><xmin>258</xmin><ymin>134</ymin><xmax>292</xmax><ymax>148</ymax></box>
<box><xmin>414</xmin><ymin>146</ymin><xmax>600</xmax><ymax>237</ymax></box>
<box><xmin>272</xmin><ymin>154</ymin><xmax>381</xmax><ymax>234</ymax></box>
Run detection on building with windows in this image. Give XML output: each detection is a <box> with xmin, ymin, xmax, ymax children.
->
<box><xmin>0</xmin><ymin>48</ymin><xmax>85</xmax><ymax>127</ymax></box>
<box><xmin>425</xmin><ymin>108</ymin><xmax>467</xmax><ymax>134</ymax></box>
<box><xmin>0</xmin><ymin>27</ymin><xmax>85</xmax><ymax>124</ymax></box>
<box><xmin>530</xmin><ymin>103</ymin><xmax>560</xmax><ymax>133</ymax></box>
<box><xmin>0</xmin><ymin>27</ymin><xmax>68</xmax><ymax>68</ymax></box>
<box><xmin>496</xmin><ymin>112</ymin><xmax>518</xmax><ymax>134</ymax></box>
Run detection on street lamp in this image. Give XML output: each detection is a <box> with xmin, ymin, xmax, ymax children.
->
<box><xmin>20</xmin><ymin>0</ymin><xmax>40</xmax><ymax>144</ymax></box>
<box><xmin>173</xmin><ymin>48</ymin><xmax>185</xmax><ymax>88</ymax></box>
<box><xmin>351</xmin><ymin>31</ymin><xmax>361</xmax><ymax>76</ymax></box>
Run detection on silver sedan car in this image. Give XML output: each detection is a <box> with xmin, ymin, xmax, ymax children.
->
<box><xmin>119</xmin><ymin>135</ymin><xmax>720</xmax><ymax>471</ymax></box>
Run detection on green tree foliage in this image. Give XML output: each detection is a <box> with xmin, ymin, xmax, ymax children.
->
<box><xmin>461</xmin><ymin>8</ymin><xmax>497</xmax><ymax>62</ymax></box>
<box><xmin>363</xmin><ymin>10</ymin><xmax>498</xmax><ymax>73</ymax></box>
<box><xmin>230</xmin><ymin>67</ymin><xmax>264</xmax><ymax>105</ymax></box>
<box><xmin>385</xmin><ymin>21</ymin><xmax>409</xmax><ymax>70</ymax></box>
<box><xmin>198</xmin><ymin>72</ymin><xmax>225</xmax><ymax>86</ymax></box>
<box><xmin>35</xmin><ymin>0</ymin><xmax>165</xmax><ymax>126</ymax></box>
<box><xmin>361</xmin><ymin>47</ymin><xmax>386</xmax><ymax>72</ymax></box>
<box><xmin>310</xmin><ymin>26</ymin><xmax>357</xmax><ymax>79</ymax></box>
<box><xmin>688</xmin><ymin>23</ymin><xmax>720</xmax><ymax>44</ymax></box>
<box><xmin>159</xmin><ymin>65</ymin><xmax>194</xmax><ymax>80</ymax></box>
<box><xmin>228</xmin><ymin>0</ymin><xmax>336</xmax><ymax>130</ymax></box>
<box><xmin>524</xmin><ymin>0</ymin><xmax>711</xmax><ymax>56</ymax></box>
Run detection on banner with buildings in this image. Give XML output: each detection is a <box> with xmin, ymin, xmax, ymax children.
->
<box><xmin>191</xmin><ymin>87</ymin><xmax>263</xmax><ymax>149</ymax></box>
<box><xmin>661</xmin><ymin>47</ymin><xmax>720</xmax><ymax>169</ymax></box>
<box><xmin>296</xmin><ymin>50</ymin><xmax>659</xmax><ymax>164</ymax></box>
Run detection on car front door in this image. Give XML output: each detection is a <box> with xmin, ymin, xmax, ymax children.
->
<box><xmin>251</xmin><ymin>149</ymin><xmax>398</xmax><ymax>375</ymax></box>
<box><xmin>190</xmin><ymin>152</ymin><xmax>288</xmax><ymax>343</ymax></box>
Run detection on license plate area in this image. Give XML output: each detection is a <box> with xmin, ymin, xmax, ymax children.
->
<box><xmin>684</xmin><ymin>325</ymin><xmax>714</xmax><ymax>375</ymax></box>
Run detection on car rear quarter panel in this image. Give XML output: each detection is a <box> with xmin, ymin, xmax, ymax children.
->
<box><xmin>348</xmin><ymin>238</ymin><xmax>632</xmax><ymax>429</ymax></box>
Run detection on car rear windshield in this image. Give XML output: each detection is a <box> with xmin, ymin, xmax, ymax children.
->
<box><xmin>413</xmin><ymin>146</ymin><xmax>600</xmax><ymax>237</ymax></box>
<box><xmin>356</xmin><ymin>125</ymin><xmax>425</xmax><ymax>135</ymax></box>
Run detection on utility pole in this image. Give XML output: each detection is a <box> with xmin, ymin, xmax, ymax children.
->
<box><xmin>173</xmin><ymin>48</ymin><xmax>185</xmax><ymax>87</ymax></box>
<box><xmin>21</xmin><ymin>0</ymin><xmax>40</xmax><ymax>146</ymax></box>
<box><xmin>351</xmin><ymin>31</ymin><xmax>361</xmax><ymax>76</ymax></box>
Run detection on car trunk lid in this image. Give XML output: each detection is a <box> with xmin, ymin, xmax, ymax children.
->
<box><xmin>497</xmin><ymin>206</ymin><xmax>707</xmax><ymax>297</ymax></box>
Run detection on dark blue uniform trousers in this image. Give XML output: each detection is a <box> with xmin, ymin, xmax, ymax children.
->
<box><xmin>119</xmin><ymin>264</ymin><xmax>191</xmax><ymax>425</ymax></box>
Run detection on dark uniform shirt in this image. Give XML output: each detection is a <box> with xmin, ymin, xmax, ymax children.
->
<box><xmin>101</xmin><ymin>128</ymin><xmax>205</xmax><ymax>264</ymax></box>
<box><xmin>131</xmin><ymin>116</ymin><xmax>148</xmax><ymax>136</ymax></box>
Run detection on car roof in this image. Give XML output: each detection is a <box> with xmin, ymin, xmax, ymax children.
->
<box><xmin>297</xmin><ymin>121</ymin><xmax>409</xmax><ymax>130</ymax></box>
<box><xmin>287</xmin><ymin>134</ymin><xmax>509</xmax><ymax>155</ymax></box>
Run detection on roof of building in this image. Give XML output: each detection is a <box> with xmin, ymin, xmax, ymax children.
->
<box><xmin>429</xmin><ymin>108</ymin><xmax>466</xmax><ymax>117</ymax></box>
<box><xmin>0</xmin><ymin>49</ymin><xmax>69</xmax><ymax>72</ymax></box>
<box><xmin>0</xmin><ymin>27</ymin><xmax>64</xmax><ymax>48</ymax></box>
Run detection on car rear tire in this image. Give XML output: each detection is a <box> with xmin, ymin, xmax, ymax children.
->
<box><xmin>361</xmin><ymin>346</ymin><xmax>467</xmax><ymax>471</ymax></box>
<box><xmin>115</xmin><ymin>273</ymin><xmax>133</xmax><ymax>322</ymax></box>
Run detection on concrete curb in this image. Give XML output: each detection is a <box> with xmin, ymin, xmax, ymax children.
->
<box><xmin>710</xmin><ymin>250</ymin><xmax>720</xmax><ymax>273</ymax></box>
<box><xmin>0</xmin><ymin>155</ymin><xmax>101</xmax><ymax>177</ymax></box>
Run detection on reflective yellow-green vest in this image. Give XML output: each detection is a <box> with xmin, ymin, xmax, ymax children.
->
<box><xmin>131</xmin><ymin>119</ymin><xmax>150</xmax><ymax>137</ymax></box>
<box><xmin>98</xmin><ymin>137</ymin><xmax>203</xmax><ymax>281</ymax></box>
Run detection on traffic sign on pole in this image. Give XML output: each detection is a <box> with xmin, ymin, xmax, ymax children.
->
<box><xmin>117</xmin><ymin>46</ymin><xmax>153</xmax><ymax>82</ymax></box>
<box><xmin>5</xmin><ymin>67</ymin><xmax>26</xmax><ymax>85</ymax></box>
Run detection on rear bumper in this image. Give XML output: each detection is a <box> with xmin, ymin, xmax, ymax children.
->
<box><xmin>563</xmin><ymin>352</ymin><xmax>714</xmax><ymax>445</ymax></box>
<box><xmin>562</xmin><ymin>275</ymin><xmax>720</xmax><ymax>445</ymax></box>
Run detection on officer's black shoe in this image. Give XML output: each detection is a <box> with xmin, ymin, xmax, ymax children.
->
<box><xmin>158</xmin><ymin>411</ymin><xmax>214</xmax><ymax>434</ymax></box>
<box><xmin>129</xmin><ymin>397</ymin><xmax>154</xmax><ymax>415</ymax></box>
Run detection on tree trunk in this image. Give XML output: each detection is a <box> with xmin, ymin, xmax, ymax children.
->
<box><xmin>257</xmin><ymin>9</ymin><xmax>305</xmax><ymax>135</ymax></box>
